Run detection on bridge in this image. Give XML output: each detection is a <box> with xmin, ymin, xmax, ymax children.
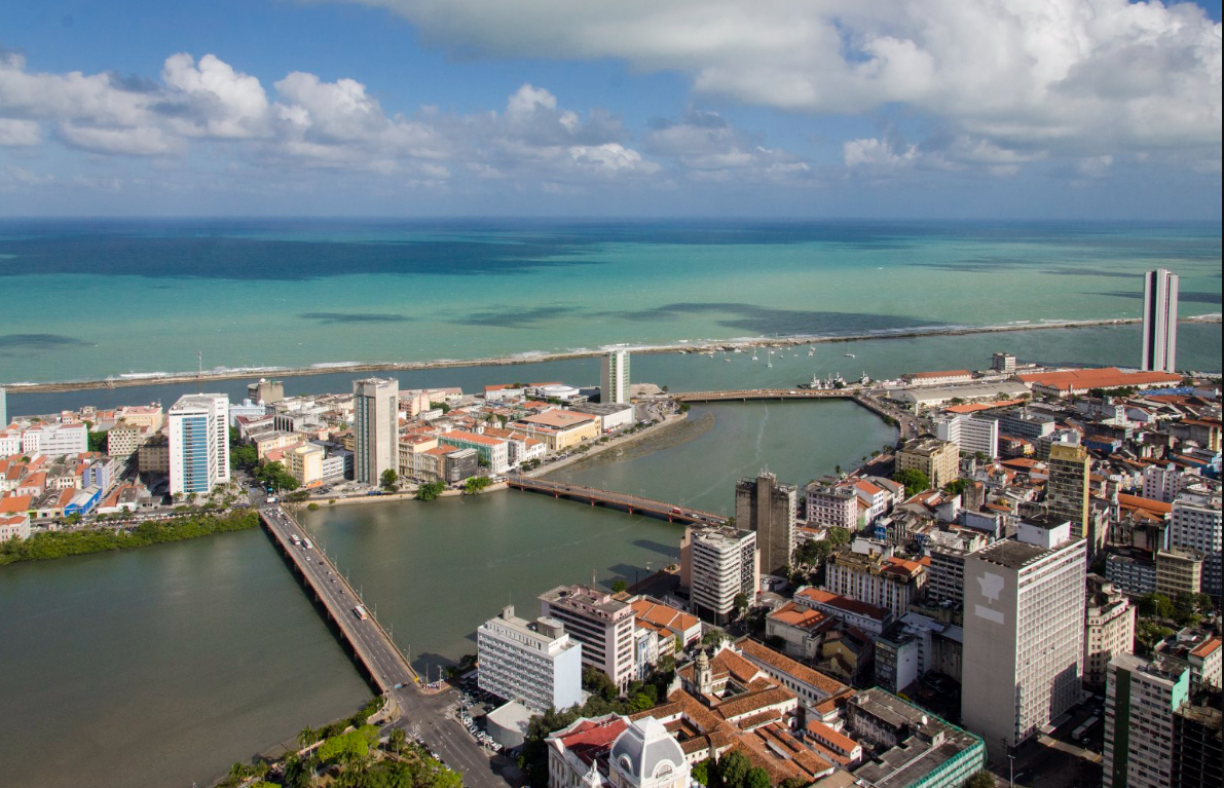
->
<box><xmin>260</xmin><ymin>506</ymin><xmax>418</xmax><ymax>693</ymax></box>
<box><xmin>673</xmin><ymin>388</ymin><xmax>853</xmax><ymax>403</ymax></box>
<box><xmin>506</xmin><ymin>476</ymin><xmax>728</xmax><ymax>526</ymax></box>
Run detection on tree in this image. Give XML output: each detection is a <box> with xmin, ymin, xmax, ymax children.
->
<box><xmin>380</xmin><ymin>469</ymin><xmax>400</xmax><ymax>491</ymax></box>
<box><xmin>1137</xmin><ymin>593</ymin><xmax>1175</xmax><ymax>620</ymax></box>
<box><xmin>88</xmin><ymin>431</ymin><xmax>109</xmax><ymax>453</ymax></box>
<box><xmin>388</xmin><ymin>728</ymin><xmax>407</xmax><ymax>754</ymax></box>
<box><xmin>826</xmin><ymin>526</ymin><xmax>853</xmax><ymax>545</ymax></box>
<box><xmin>464</xmin><ymin>476</ymin><xmax>493</xmax><ymax>495</ymax></box>
<box><xmin>692</xmin><ymin>759</ymin><xmax>716</xmax><ymax>788</ymax></box>
<box><xmin>583</xmin><ymin>666</ymin><xmax>619</xmax><ymax>701</ymax></box>
<box><xmin>734</xmin><ymin>593</ymin><xmax>750</xmax><ymax>618</ymax></box>
<box><xmin>966</xmin><ymin>771</ymin><xmax>996</xmax><ymax>788</ymax></box>
<box><xmin>893</xmin><ymin>468</ymin><xmax>930</xmax><ymax>497</ymax></box>
<box><xmin>718</xmin><ymin>751</ymin><xmax>751</xmax><ymax>788</ymax></box>
<box><xmin>611</xmin><ymin>579</ymin><xmax>628</xmax><ymax>594</ymax></box>
<box><xmin>256</xmin><ymin>461</ymin><xmax>300</xmax><ymax>491</ymax></box>
<box><xmin>416</xmin><ymin>481</ymin><xmax>446</xmax><ymax>502</ymax></box>
<box><xmin>743</xmin><ymin>768</ymin><xmax>770</xmax><ymax>788</ymax></box>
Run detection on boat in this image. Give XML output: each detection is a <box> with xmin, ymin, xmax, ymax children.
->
<box><xmin>845</xmin><ymin>353</ymin><xmax>856</xmax><ymax>359</ymax></box>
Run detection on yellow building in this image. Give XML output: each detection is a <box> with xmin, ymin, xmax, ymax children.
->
<box><xmin>512</xmin><ymin>410</ymin><xmax>600</xmax><ymax>452</ymax></box>
<box><xmin>895</xmin><ymin>436</ymin><xmax>960</xmax><ymax>489</ymax></box>
<box><xmin>1047</xmin><ymin>444</ymin><xmax>1094</xmax><ymax>551</ymax></box>
<box><xmin>286</xmin><ymin>442</ymin><xmax>325</xmax><ymax>488</ymax></box>
<box><xmin>1156</xmin><ymin>548</ymin><xmax>1203</xmax><ymax>597</ymax></box>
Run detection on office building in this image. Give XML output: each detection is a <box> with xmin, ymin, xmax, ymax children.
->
<box><xmin>992</xmin><ymin>353</ymin><xmax>1017</xmax><ymax>375</ymax></box>
<box><xmin>1142</xmin><ymin>268</ymin><xmax>1179</xmax><ymax>374</ymax></box>
<box><xmin>247</xmin><ymin>378</ymin><xmax>285</xmax><ymax>405</ymax></box>
<box><xmin>477</xmin><ymin>605</ymin><xmax>583</xmax><ymax>713</ymax></box>
<box><xmin>962</xmin><ymin>518</ymin><xmax>1086</xmax><ymax>754</ymax></box>
<box><xmin>1085</xmin><ymin>574</ymin><xmax>1135</xmax><ymax>691</ymax></box>
<box><xmin>895</xmin><ymin>436</ymin><xmax>960</xmax><ymax>489</ymax></box>
<box><xmin>934</xmin><ymin>415</ymin><xmax>999</xmax><ymax>460</ymax></box>
<box><xmin>540</xmin><ymin>584</ymin><xmax>637</xmax><ymax>692</ymax></box>
<box><xmin>1155</xmin><ymin>549</ymin><xmax>1203</xmax><ymax>598</ymax></box>
<box><xmin>1046</xmin><ymin>443</ymin><xmax>1097</xmax><ymax>554</ymax></box>
<box><xmin>600</xmin><ymin>350</ymin><xmax>631</xmax><ymax>406</ymax></box>
<box><xmin>687</xmin><ymin>526</ymin><xmax>758</xmax><ymax>625</ymax></box>
<box><xmin>19</xmin><ymin>422</ymin><xmax>88</xmax><ymax>458</ymax></box>
<box><xmin>926</xmin><ymin>529</ymin><xmax>988</xmax><ymax>607</ymax></box>
<box><xmin>353</xmin><ymin>378</ymin><xmax>399</xmax><ymax>485</ymax></box>
<box><xmin>1103</xmin><ymin>654</ymin><xmax>1190</xmax><ymax>788</ymax></box>
<box><xmin>805</xmin><ymin>481</ymin><xmax>860</xmax><ymax>529</ymax></box>
<box><xmin>1173</xmin><ymin>689</ymin><xmax>1223</xmax><ymax>788</ymax></box>
<box><xmin>735</xmin><ymin>471</ymin><xmax>797</xmax><ymax>576</ymax></box>
<box><xmin>1142</xmin><ymin>464</ymin><xmax>1194</xmax><ymax>503</ymax></box>
<box><xmin>1169</xmin><ymin>491</ymin><xmax>1222</xmax><ymax>598</ymax></box>
<box><xmin>168</xmin><ymin>394</ymin><xmax>231</xmax><ymax>496</ymax></box>
<box><xmin>824</xmin><ymin>550</ymin><xmax>927</xmax><ymax>618</ymax></box>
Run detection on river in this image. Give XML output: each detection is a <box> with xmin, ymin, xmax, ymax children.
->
<box><xmin>0</xmin><ymin>395</ymin><xmax>893</xmax><ymax>788</ymax></box>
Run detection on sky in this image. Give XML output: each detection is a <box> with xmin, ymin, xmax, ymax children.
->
<box><xmin>0</xmin><ymin>0</ymin><xmax>1221</xmax><ymax>219</ymax></box>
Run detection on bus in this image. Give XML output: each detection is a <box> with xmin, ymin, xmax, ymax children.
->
<box><xmin>353</xmin><ymin>605</ymin><xmax>368</xmax><ymax>621</ymax></box>
<box><xmin>1072</xmin><ymin>715</ymin><xmax>1099</xmax><ymax>741</ymax></box>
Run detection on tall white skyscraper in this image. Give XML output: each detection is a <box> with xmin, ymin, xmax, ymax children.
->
<box><xmin>962</xmin><ymin>518</ymin><xmax>1087</xmax><ymax>754</ymax></box>
<box><xmin>168</xmin><ymin>394</ymin><xmax>231</xmax><ymax>496</ymax></box>
<box><xmin>1142</xmin><ymin>269</ymin><xmax>1179</xmax><ymax>374</ymax></box>
<box><xmin>601</xmin><ymin>350</ymin><xmax>631</xmax><ymax>405</ymax></box>
<box><xmin>353</xmin><ymin>378</ymin><xmax>399</xmax><ymax>485</ymax></box>
<box><xmin>688</xmin><ymin>526</ymin><xmax>759</xmax><ymax>625</ymax></box>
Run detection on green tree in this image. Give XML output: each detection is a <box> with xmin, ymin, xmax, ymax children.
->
<box><xmin>718</xmin><ymin>751</ymin><xmax>751</xmax><ymax>788</ymax></box>
<box><xmin>388</xmin><ymin>727</ymin><xmax>406</xmax><ymax>754</ymax></box>
<box><xmin>583</xmin><ymin>666</ymin><xmax>619</xmax><ymax>701</ymax></box>
<box><xmin>381</xmin><ymin>468</ymin><xmax>400</xmax><ymax>491</ymax></box>
<box><xmin>966</xmin><ymin>771</ymin><xmax>996</xmax><ymax>788</ymax></box>
<box><xmin>743</xmin><ymin>768</ymin><xmax>771</xmax><ymax>788</ymax></box>
<box><xmin>893</xmin><ymin>468</ymin><xmax>930</xmax><ymax>497</ymax></box>
<box><xmin>692</xmin><ymin>758</ymin><xmax>716</xmax><ymax>788</ymax></box>
<box><xmin>611</xmin><ymin>579</ymin><xmax>628</xmax><ymax>594</ymax></box>
<box><xmin>826</xmin><ymin>526</ymin><xmax>853</xmax><ymax>545</ymax></box>
<box><xmin>1137</xmin><ymin>593</ymin><xmax>1175</xmax><ymax>620</ymax></box>
<box><xmin>944</xmin><ymin>479</ymin><xmax>970</xmax><ymax>497</ymax></box>
<box><xmin>778</xmin><ymin>779</ymin><xmax>808</xmax><ymax>788</ymax></box>
<box><xmin>87</xmin><ymin>431</ymin><xmax>109</xmax><ymax>453</ymax></box>
<box><xmin>464</xmin><ymin>476</ymin><xmax>493</xmax><ymax>495</ymax></box>
<box><xmin>416</xmin><ymin>481</ymin><xmax>446</xmax><ymax>502</ymax></box>
<box><xmin>256</xmin><ymin>461</ymin><xmax>300</xmax><ymax>491</ymax></box>
<box><xmin>734</xmin><ymin>593</ymin><xmax>750</xmax><ymax>618</ymax></box>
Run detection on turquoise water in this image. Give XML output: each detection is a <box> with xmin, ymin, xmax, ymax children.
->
<box><xmin>0</xmin><ymin>220</ymin><xmax>1218</xmax><ymax>384</ymax></box>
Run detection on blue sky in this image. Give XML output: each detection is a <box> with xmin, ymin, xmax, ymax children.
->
<box><xmin>1</xmin><ymin>0</ymin><xmax>1221</xmax><ymax>218</ymax></box>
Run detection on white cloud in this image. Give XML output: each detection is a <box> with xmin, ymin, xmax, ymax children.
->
<box><xmin>645</xmin><ymin>110</ymin><xmax>813</xmax><ymax>183</ymax></box>
<box><xmin>0</xmin><ymin>118</ymin><xmax>40</xmax><ymax>146</ymax></box>
<box><xmin>342</xmin><ymin>0</ymin><xmax>1221</xmax><ymax>162</ymax></box>
<box><xmin>58</xmin><ymin>123</ymin><xmax>183</xmax><ymax>156</ymax></box>
<box><xmin>161</xmin><ymin>53</ymin><xmax>271</xmax><ymax>138</ymax></box>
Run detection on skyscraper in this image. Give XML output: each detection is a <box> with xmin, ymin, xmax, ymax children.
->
<box><xmin>688</xmin><ymin>526</ymin><xmax>759</xmax><ymax>625</ymax></box>
<box><xmin>1047</xmin><ymin>443</ymin><xmax>1096</xmax><ymax>553</ymax></box>
<box><xmin>735</xmin><ymin>471</ymin><xmax>797</xmax><ymax>576</ymax></box>
<box><xmin>962</xmin><ymin>518</ymin><xmax>1087</xmax><ymax>755</ymax></box>
<box><xmin>1142</xmin><ymin>269</ymin><xmax>1179</xmax><ymax>374</ymax></box>
<box><xmin>353</xmin><ymin>378</ymin><xmax>399</xmax><ymax>485</ymax></box>
<box><xmin>0</xmin><ymin>386</ymin><xmax>6</xmax><ymax>427</ymax></box>
<box><xmin>1103</xmin><ymin>653</ymin><xmax>1190</xmax><ymax>788</ymax></box>
<box><xmin>601</xmin><ymin>350</ymin><xmax>631</xmax><ymax>405</ymax></box>
<box><xmin>168</xmin><ymin>394</ymin><xmax>231</xmax><ymax>496</ymax></box>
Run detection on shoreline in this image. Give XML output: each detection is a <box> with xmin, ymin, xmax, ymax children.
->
<box><xmin>7</xmin><ymin>315</ymin><xmax>1220</xmax><ymax>393</ymax></box>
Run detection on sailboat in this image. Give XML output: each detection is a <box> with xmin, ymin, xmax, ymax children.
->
<box><xmin>767</xmin><ymin>350</ymin><xmax>774</xmax><ymax>369</ymax></box>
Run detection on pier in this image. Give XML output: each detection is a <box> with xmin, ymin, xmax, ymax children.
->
<box><xmin>260</xmin><ymin>506</ymin><xmax>417</xmax><ymax>692</ymax></box>
<box><xmin>506</xmin><ymin>476</ymin><xmax>728</xmax><ymax>525</ymax></box>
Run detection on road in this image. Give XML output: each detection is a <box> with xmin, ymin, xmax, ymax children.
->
<box><xmin>259</xmin><ymin>502</ymin><xmax>512</xmax><ymax>788</ymax></box>
<box><xmin>507</xmin><ymin>476</ymin><xmax>727</xmax><ymax>525</ymax></box>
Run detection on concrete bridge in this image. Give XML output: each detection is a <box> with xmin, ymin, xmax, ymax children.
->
<box><xmin>673</xmin><ymin>388</ymin><xmax>854</xmax><ymax>403</ymax></box>
<box><xmin>506</xmin><ymin>476</ymin><xmax>728</xmax><ymax>526</ymax></box>
<box><xmin>260</xmin><ymin>506</ymin><xmax>418</xmax><ymax>693</ymax></box>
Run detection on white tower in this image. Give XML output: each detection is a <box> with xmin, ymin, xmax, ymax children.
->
<box><xmin>1142</xmin><ymin>269</ymin><xmax>1179</xmax><ymax>374</ymax></box>
<box><xmin>601</xmin><ymin>350</ymin><xmax>631</xmax><ymax>405</ymax></box>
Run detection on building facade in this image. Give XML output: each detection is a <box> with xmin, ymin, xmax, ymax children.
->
<box><xmin>601</xmin><ymin>350</ymin><xmax>631</xmax><ymax>406</ymax></box>
<box><xmin>688</xmin><ymin>526</ymin><xmax>758</xmax><ymax>625</ymax></box>
<box><xmin>1085</xmin><ymin>574</ymin><xmax>1135</xmax><ymax>691</ymax></box>
<box><xmin>1047</xmin><ymin>443</ymin><xmax>1097</xmax><ymax>554</ymax></box>
<box><xmin>477</xmin><ymin>605</ymin><xmax>583</xmax><ymax>713</ymax></box>
<box><xmin>1169</xmin><ymin>491</ymin><xmax>1222</xmax><ymax>598</ymax></box>
<box><xmin>1103</xmin><ymin>654</ymin><xmax>1189</xmax><ymax>788</ymax></box>
<box><xmin>735</xmin><ymin>471</ymin><xmax>797</xmax><ymax>576</ymax></box>
<box><xmin>895</xmin><ymin>437</ymin><xmax>960</xmax><ymax>489</ymax></box>
<box><xmin>962</xmin><ymin>519</ymin><xmax>1087</xmax><ymax>754</ymax></box>
<box><xmin>167</xmin><ymin>394</ymin><xmax>230</xmax><ymax>496</ymax></box>
<box><xmin>540</xmin><ymin>585</ymin><xmax>637</xmax><ymax>692</ymax></box>
<box><xmin>353</xmin><ymin>378</ymin><xmax>399</xmax><ymax>485</ymax></box>
<box><xmin>934</xmin><ymin>415</ymin><xmax>999</xmax><ymax>460</ymax></box>
<box><xmin>1141</xmin><ymin>268</ymin><xmax>1179</xmax><ymax>374</ymax></box>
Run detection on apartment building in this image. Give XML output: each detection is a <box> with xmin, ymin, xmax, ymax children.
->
<box><xmin>823</xmin><ymin>550</ymin><xmax>927</xmax><ymax>619</ymax></box>
<box><xmin>1169</xmin><ymin>491</ymin><xmax>1222</xmax><ymax>598</ymax></box>
<box><xmin>688</xmin><ymin>526</ymin><xmax>758</xmax><ymax>626</ymax></box>
<box><xmin>934</xmin><ymin>414</ymin><xmax>999</xmax><ymax>460</ymax></box>
<box><xmin>477</xmin><ymin>605</ymin><xmax>583</xmax><ymax>713</ymax></box>
<box><xmin>353</xmin><ymin>378</ymin><xmax>399</xmax><ymax>485</ymax></box>
<box><xmin>1085</xmin><ymin>574</ymin><xmax>1135</xmax><ymax>691</ymax></box>
<box><xmin>1103</xmin><ymin>654</ymin><xmax>1189</xmax><ymax>788</ymax></box>
<box><xmin>540</xmin><ymin>584</ymin><xmax>636</xmax><ymax>692</ymax></box>
<box><xmin>168</xmin><ymin>394</ymin><xmax>230</xmax><ymax>496</ymax></box>
<box><xmin>895</xmin><ymin>436</ymin><xmax>960</xmax><ymax>489</ymax></box>
<box><xmin>735</xmin><ymin>471</ymin><xmax>797</xmax><ymax>576</ymax></box>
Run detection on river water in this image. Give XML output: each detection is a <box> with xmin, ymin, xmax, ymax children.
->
<box><xmin>0</xmin><ymin>398</ymin><xmax>891</xmax><ymax>788</ymax></box>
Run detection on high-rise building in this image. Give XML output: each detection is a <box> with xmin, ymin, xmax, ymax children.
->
<box><xmin>601</xmin><ymin>350</ymin><xmax>631</xmax><ymax>405</ymax></box>
<box><xmin>1103</xmin><ymin>653</ymin><xmax>1190</xmax><ymax>788</ymax></box>
<box><xmin>539</xmin><ymin>584</ymin><xmax>637</xmax><ymax>692</ymax></box>
<box><xmin>934</xmin><ymin>415</ymin><xmax>999</xmax><ymax>460</ymax></box>
<box><xmin>1142</xmin><ymin>269</ymin><xmax>1179</xmax><ymax>374</ymax></box>
<box><xmin>1155</xmin><ymin>549</ymin><xmax>1203</xmax><ymax>598</ymax></box>
<box><xmin>477</xmin><ymin>605</ymin><xmax>583</xmax><ymax>713</ymax></box>
<box><xmin>991</xmin><ymin>352</ymin><xmax>1017</xmax><ymax>375</ymax></box>
<box><xmin>1046</xmin><ymin>443</ymin><xmax>1096</xmax><ymax>554</ymax></box>
<box><xmin>0</xmin><ymin>386</ymin><xmax>6</xmax><ymax>427</ymax></box>
<box><xmin>962</xmin><ymin>518</ymin><xmax>1086</xmax><ymax>754</ymax></box>
<box><xmin>1085</xmin><ymin>574</ymin><xmax>1135</xmax><ymax>691</ymax></box>
<box><xmin>1173</xmin><ymin>688</ymin><xmax>1223</xmax><ymax>788</ymax></box>
<box><xmin>247</xmin><ymin>378</ymin><xmax>285</xmax><ymax>405</ymax></box>
<box><xmin>735</xmin><ymin>471</ymin><xmax>797</xmax><ymax>576</ymax></box>
<box><xmin>688</xmin><ymin>526</ymin><xmax>758</xmax><ymax>625</ymax></box>
<box><xmin>168</xmin><ymin>394</ymin><xmax>231</xmax><ymax>496</ymax></box>
<box><xmin>352</xmin><ymin>378</ymin><xmax>399</xmax><ymax>485</ymax></box>
<box><xmin>1169</xmin><ymin>491</ymin><xmax>1222</xmax><ymax>599</ymax></box>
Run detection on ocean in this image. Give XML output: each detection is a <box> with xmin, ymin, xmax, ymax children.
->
<box><xmin>0</xmin><ymin>219</ymin><xmax>1219</xmax><ymax>386</ymax></box>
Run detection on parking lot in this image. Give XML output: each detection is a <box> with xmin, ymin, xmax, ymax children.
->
<box><xmin>448</xmin><ymin>674</ymin><xmax>507</xmax><ymax>756</ymax></box>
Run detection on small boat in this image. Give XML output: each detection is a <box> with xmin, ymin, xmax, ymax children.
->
<box><xmin>845</xmin><ymin>353</ymin><xmax>856</xmax><ymax>359</ymax></box>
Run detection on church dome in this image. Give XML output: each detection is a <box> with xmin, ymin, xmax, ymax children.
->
<box><xmin>609</xmin><ymin>717</ymin><xmax>686</xmax><ymax>788</ymax></box>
